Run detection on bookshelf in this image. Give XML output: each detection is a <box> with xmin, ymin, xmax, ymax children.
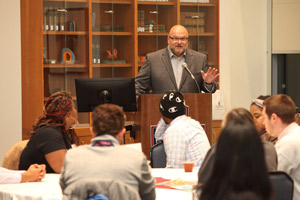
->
<box><xmin>21</xmin><ymin>0</ymin><xmax>219</xmax><ymax>140</ymax></box>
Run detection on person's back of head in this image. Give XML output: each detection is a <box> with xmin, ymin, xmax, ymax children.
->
<box><xmin>222</xmin><ymin>108</ymin><xmax>254</xmax><ymax>127</ymax></box>
<box><xmin>264</xmin><ymin>94</ymin><xmax>296</xmax><ymax>124</ymax></box>
<box><xmin>92</xmin><ymin>104</ymin><xmax>125</xmax><ymax>137</ymax></box>
<box><xmin>200</xmin><ymin>122</ymin><xmax>272</xmax><ymax>200</ymax></box>
<box><xmin>159</xmin><ymin>90</ymin><xmax>186</xmax><ymax>121</ymax></box>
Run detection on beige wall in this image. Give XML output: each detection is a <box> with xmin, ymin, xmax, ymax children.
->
<box><xmin>0</xmin><ymin>0</ymin><xmax>22</xmax><ymax>164</ymax></box>
<box><xmin>0</xmin><ymin>0</ymin><xmax>271</xmax><ymax>162</ymax></box>
<box><xmin>219</xmin><ymin>0</ymin><xmax>271</xmax><ymax>111</ymax></box>
<box><xmin>273</xmin><ymin>0</ymin><xmax>300</xmax><ymax>53</ymax></box>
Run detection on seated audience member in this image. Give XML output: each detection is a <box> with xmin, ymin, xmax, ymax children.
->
<box><xmin>295</xmin><ymin>107</ymin><xmax>300</xmax><ymax>125</ymax></box>
<box><xmin>198</xmin><ymin>108</ymin><xmax>277</xmax><ymax>184</ymax></box>
<box><xmin>263</xmin><ymin>94</ymin><xmax>300</xmax><ymax>200</ymax></box>
<box><xmin>156</xmin><ymin>90</ymin><xmax>210</xmax><ymax>168</ymax></box>
<box><xmin>19</xmin><ymin>91</ymin><xmax>78</xmax><ymax>173</ymax></box>
<box><xmin>198</xmin><ymin>121</ymin><xmax>272</xmax><ymax>200</ymax></box>
<box><xmin>251</xmin><ymin>96</ymin><xmax>277</xmax><ymax>144</ymax></box>
<box><xmin>0</xmin><ymin>164</ymin><xmax>45</xmax><ymax>184</ymax></box>
<box><xmin>60</xmin><ymin>104</ymin><xmax>155</xmax><ymax>200</ymax></box>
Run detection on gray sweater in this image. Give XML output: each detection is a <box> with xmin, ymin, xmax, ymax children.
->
<box><xmin>60</xmin><ymin>134</ymin><xmax>156</xmax><ymax>200</ymax></box>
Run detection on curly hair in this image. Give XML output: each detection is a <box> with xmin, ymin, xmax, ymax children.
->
<box><xmin>30</xmin><ymin>91</ymin><xmax>74</xmax><ymax>148</ymax></box>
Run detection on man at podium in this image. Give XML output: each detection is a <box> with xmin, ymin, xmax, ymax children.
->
<box><xmin>156</xmin><ymin>91</ymin><xmax>211</xmax><ymax>168</ymax></box>
<box><xmin>135</xmin><ymin>25</ymin><xmax>218</xmax><ymax>95</ymax></box>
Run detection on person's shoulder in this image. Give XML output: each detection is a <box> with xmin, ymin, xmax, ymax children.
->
<box><xmin>276</xmin><ymin>131</ymin><xmax>300</xmax><ymax>150</ymax></box>
<box><xmin>119</xmin><ymin>145</ymin><xmax>144</xmax><ymax>155</ymax></box>
<box><xmin>147</xmin><ymin>48</ymin><xmax>167</xmax><ymax>57</ymax></box>
<box><xmin>117</xmin><ymin>146</ymin><xmax>146</xmax><ymax>160</ymax></box>
<box><xmin>38</xmin><ymin>126</ymin><xmax>60</xmax><ymax>133</ymax></box>
<box><xmin>34</xmin><ymin>126</ymin><xmax>61</xmax><ymax>138</ymax></box>
<box><xmin>262</xmin><ymin>141</ymin><xmax>276</xmax><ymax>152</ymax></box>
<box><xmin>174</xmin><ymin>116</ymin><xmax>202</xmax><ymax>129</ymax></box>
<box><xmin>68</xmin><ymin>145</ymin><xmax>89</xmax><ymax>153</ymax></box>
<box><xmin>65</xmin><ymin>145</ymin><xmax>90</xmax><ymax>158</ymax></box>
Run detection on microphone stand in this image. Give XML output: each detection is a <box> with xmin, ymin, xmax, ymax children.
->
<box><xmin>182</xmin><ymin>63</ymin><xmax>201</xmax><ymax>93</ymax></box>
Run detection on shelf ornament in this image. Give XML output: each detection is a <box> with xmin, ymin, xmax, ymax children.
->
<box><xmin>61</xmin><ymin>48</ymin><xmax>75</xmax><ymax>64</ymax></box>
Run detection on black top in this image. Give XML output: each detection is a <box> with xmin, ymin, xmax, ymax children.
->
<box><xmin>19</xmin><ymin>126</ymin><xmax>68</xmax><ymax>173</ymax></box>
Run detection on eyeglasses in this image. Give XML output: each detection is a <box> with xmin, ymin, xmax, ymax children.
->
<box><xmin>169</xmin><ymin>36</ymin><xmax>189</xmax><ymax>42</ymax></box>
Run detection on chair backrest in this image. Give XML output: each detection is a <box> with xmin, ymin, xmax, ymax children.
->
<box><xmin>2</xmin><ymin>140</ymin><xmax>29</xmax><ymax>170</ymax></box>
<box><xmin>62</xmin><ymin>178</ymin><xmax>141</xmax><ymax>200</ymax></box>
<box><xmin>269</xmin><ymin>171</ymin><xmax>294</xmax><ymax>200</ymax></box>
<box><xmin>150</xmin><ymin>140</ymin><xmax>166</xmax><ymax>168</ymax></box>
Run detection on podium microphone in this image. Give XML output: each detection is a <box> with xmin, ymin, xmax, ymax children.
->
<box><xmin>182</xmin><ymin>63</ymin><xmax>201</xmax><ymax>93</ymax></box>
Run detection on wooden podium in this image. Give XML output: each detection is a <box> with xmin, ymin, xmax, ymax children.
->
<box><xmin>135</xmin><ymin>93</ymin><xmax>212</xmax><ymax>159</ymax></box>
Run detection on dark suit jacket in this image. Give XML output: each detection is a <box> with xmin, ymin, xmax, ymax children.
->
<box><xmin>135</xmin><ymin>48</ymin><xmax>217</xmax><ymax>95</ymax></box>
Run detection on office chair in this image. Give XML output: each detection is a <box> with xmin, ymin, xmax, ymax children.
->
<box><xmin>269</xmin><ymin>171</ymin><xmax>294</xmax><ymax>200</ymax></box>
<box><xmin>150</xmin><ymin>140</ymin><xmax>166</xmax><ymax>168</ymax></box>
<box><xmin>2</xmin><ymin>140</ymin><xmax>29</xmax><ymax>170</ymax></box>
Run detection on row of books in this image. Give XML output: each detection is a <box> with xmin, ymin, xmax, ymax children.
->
<box><xmin>92</xmin><ymin>40</ymin><xmax>101</xmax><ymax>64</ymax></box>
<box><xmin>138</xmin><ymin>0</ymin><xmax>169</xmax><ymax>1</ymax></box>
<box><xmin>180</xmin><ymin>0</ymin><xmax>209</xmax><ymax>2</ymax></box>
<box><xmin>137</xmin><ymin>10</ymin><xmax>166</xmax><ymax>33</ymax></box>
<box><xmin>43</xmin><ymin>7</ymin><xmax>67</xmax><ymax>31</ymax></box>
<box><xmin>138</xmin><ymin>24</ymin><xmax>166</xmax><ymax>33</ymax></box>
<box><xmin>138</xmin><ymin>10</ymin><xmax>145</xmax><ymax>27</ymax></box>
<box><xmin>93</xmin><ymin>25</ymin><xmax>124</xmax><ymax>32</ymax></box>
<box><xmin>181</xmin><ymin>11</ymin><xmax>205</xmax><ymax>33</ymax></box>
<box><xmin>137</xmin><ymin>0</ymin><xmax>209</xmax><ymax>2</ymax></box>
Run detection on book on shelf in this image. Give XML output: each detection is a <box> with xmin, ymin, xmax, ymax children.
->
<box><xmin>101</xmin><ymin>59</ymin><xmax>126</xmax><ymax>64</ymax></box>
<box><xmin>92</xmin><ymin>12</ymin><xmax>96</xmax><ymax>28</ymax></box>
<box><xmin>138</xmin><ymin>0</ymin><xmax>169</xmax><ymax>1</ymax></box>
<box><xmin>48</xmin><ymin>7</ymin><xmax>54</xmax><ymax>31</ymax></box>
<box><xmin>53</xmin><ymin>9</ymin><xmax>59</xmax><ymax>31</ymax></box>
<box><xmin>137</xmin><ymin>10</ymin><xmax>145</xmax><ymax>32</ymax></box>
<box><xmin>181</xmin><ymin>11</ymin><xmax>205</xmax><ymax>33</ymax></box>
<box><xmin>92</xmin><ymin>40</ymin><xmax>101</xmax><ymax>64</ymax></box>
<box><xmin>44</xmin><ymin>6</ymin><xmax>67</xmax><ymax>32</ymax></box>
<box><xmin>43</xmin><ymin>7</ymin><xmax>49</xmax><ymax>31</ymax></box>
<box><xmin>180</xmin><ymin>0</ymin><xmax>209</xmax><ymax>3</ymax></box>
<box><xmin>93</xmin><ymin>25</ymin><xmax>124</xmax><ymax>32</ymax></box>
<box><xmin>58</xmin><ymin>9</ymin><xmax>66</xmax><ymax>31</ymax></box>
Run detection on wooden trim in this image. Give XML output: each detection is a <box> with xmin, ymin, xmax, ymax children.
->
<box><xmin>21</xmin><ymin>0</ymin><xmax>44</xmax><ymax>139</ymax></box>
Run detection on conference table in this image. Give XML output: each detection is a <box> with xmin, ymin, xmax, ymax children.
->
<box><xmin>0</xmin><ymin>168</ymin><xmax>199</xmax><ymax>200</ymax></box>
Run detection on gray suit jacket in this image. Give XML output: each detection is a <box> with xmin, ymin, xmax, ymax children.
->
<box><xmin>135</xmin><ymin>48</ymin><xmax>217</xmax><ymax>95</ymax></box>
<box><xmin>62</xmin><ymin>178</ymin><xmax>141</xmax><ymax>200</ymax></box>
<box><xmin>60</xmin><ymin>135</ymin><xmax>155</xmax><ymax>200</ymax></box>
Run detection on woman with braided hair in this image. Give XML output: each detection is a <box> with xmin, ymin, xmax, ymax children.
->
<box><xmin>19</xmin><ymin>91</ymin><xmax>78</xmax><ymax>173</ymax></box>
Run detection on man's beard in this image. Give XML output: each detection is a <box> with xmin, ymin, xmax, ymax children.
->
<box><xmin>171</xmin><ymin>46</ymin><xmax>185</xmax><ymax>57</ymax></box>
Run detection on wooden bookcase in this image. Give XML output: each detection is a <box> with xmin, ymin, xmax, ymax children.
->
<box><xmin>21</xmin><ymin>0</ymin><xmax>219</xmax><ymax>140</ymax></box>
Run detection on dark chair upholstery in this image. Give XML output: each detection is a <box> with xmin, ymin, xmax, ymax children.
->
<box><xmin>269</xmin><ymin>171</ymin><xmax>294</xmax><ymax>200</ymax></box>
<box><xmin>150</xmin><ymin>140</ymin><xmax>166</xmax><ymax>168</ymax></box>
